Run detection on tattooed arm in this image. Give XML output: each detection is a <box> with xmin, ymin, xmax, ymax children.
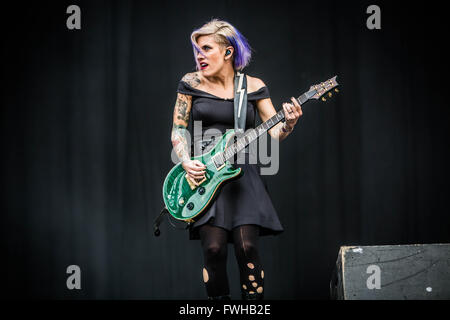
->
<box><xmin>171</xmin><ymin>81</ymin><xmax>206</xmax><ymax>185</ymax></box>
<box><xmin>171</xmin><ymin>92</ymin><xmax>192</xmax><ymax>162</ymax></box>
<box><xmin>171</xmin><ymin>72</ymin><xmax>202</xmax><ymax>161</ymax></box>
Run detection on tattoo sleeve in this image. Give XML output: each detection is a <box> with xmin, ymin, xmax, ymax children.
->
<box><xmin>171</xmin><ymin>93</ymin><xmax>193</xmax><ymax>162</ymax></box>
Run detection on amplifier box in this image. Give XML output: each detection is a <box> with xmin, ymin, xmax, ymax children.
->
<box><xmin>330</xmin><ymin>243</ymin><xmax>450</xmax><ymax>299</ymax></box>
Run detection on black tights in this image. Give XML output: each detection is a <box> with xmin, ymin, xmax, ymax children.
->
<box><xmin>199</xmin><ymin>224</ymin><xmax>264</xmax><ymax>299</ymax></box>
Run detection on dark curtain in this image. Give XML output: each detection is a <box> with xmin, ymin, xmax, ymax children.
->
<box><xmin>1</xmin><ymin>0</ymin><xmax>449</xmax><ymax>299</ymax></box>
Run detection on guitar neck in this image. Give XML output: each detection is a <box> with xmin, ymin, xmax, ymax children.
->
<box><xmin>223</xmin><ymin>91</ymin><xmax>314</xmax><ymax>161</ymax></box>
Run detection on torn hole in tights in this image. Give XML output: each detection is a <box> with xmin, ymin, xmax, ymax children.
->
<box><xmin>203</xmin><ymin>268</ymin><xmax>209</xmax><ymax>283</ymax></box>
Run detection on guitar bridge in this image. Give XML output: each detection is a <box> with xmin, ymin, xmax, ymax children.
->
<box><xmin>185</xmin><ymin>173</ymin><xmax>207</xmax><ymax>190</ymax></box>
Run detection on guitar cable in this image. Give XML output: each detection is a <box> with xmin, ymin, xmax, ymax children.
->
<box><xmin>153</xmin><ymin>206</ymin><xmax>190</xmax><ymax>237</ymax></box>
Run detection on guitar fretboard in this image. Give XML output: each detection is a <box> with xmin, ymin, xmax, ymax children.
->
<box><xmin>221</xmin><ymin>91</ymin><xmax>313</xmax><ymax>162</ymax></box>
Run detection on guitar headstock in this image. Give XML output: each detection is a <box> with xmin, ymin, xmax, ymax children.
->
<box><xmin>308</xmin><ymin>76</ymin><xmax>339</xmax><ymax>101</ymax></box>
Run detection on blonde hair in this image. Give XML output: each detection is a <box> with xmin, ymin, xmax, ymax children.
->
<box><xmin>190</xmin><ymin>19</ymin><xmax>252</xmax><ymax>71</ymax></box>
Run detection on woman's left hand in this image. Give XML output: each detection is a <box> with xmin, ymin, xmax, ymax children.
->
<box><xmin>282</xmin><ymin>97</ymin><xmax>303</xmax><ymax>131</ymax></box>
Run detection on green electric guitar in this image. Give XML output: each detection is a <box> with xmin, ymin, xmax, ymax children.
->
<box><xmin>162</xmin><ymin>76</ymin><xmax>339</xmax><ymax>224</ymax></box>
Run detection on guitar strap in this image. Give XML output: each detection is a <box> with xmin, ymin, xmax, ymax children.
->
<box><xmin>233</xmin><ymin>71</ymin><xmax>248</xmax><ymax>152</ymax></box>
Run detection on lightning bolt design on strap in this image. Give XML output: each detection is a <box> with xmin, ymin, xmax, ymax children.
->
<box><xmin>237</xmin><ymin>72</ymin><xmax>245</xmax><ymax>117</ymax></box>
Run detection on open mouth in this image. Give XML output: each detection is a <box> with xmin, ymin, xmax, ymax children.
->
<box><xmin>200</xmin><ymin>62</ymin><xmax>208</xmax><ymax>70</ymax></box>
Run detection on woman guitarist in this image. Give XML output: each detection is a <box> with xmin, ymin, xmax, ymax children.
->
<box><xmin>171</xmin><ymin>19</ymin><xmax>302</xmax><ymax>300</ymax></box>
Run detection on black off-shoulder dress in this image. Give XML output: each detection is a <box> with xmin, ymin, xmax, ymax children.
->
<box><xmin>177</xmin><ymin>80</ymin><xmax>284</xmax><ymax>242</ymax></box>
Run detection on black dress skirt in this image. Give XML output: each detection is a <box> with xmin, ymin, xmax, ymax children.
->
<box><xmin>177</xmin><ymin>80</ymin><xmax>284</xmax><ymax>242</ymax></box>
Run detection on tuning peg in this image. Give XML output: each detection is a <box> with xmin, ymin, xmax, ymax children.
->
<box><xmin>321</xmin><ymin>97</ymin><xmax>326</xmax><ymax>102</ymax></box>
<box><xmin>334</xmin><ymin>88</ymin><xmax>339</xmax><ymax>93</ymax></box>
<box><xmin>328</xmin><ymin>92</ymin><xmax>332</xmax><ymax>97</ymax></box>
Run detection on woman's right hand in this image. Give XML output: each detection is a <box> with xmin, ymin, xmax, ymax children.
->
<box><xmin>182</xmin><ymin>159</ymin><xmax>206</xmax><ymax>185</ymax></box>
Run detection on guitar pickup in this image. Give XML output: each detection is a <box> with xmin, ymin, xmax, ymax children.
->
<box><xmin>185</xmin><ymin>173</ymin><xmax>207</xmax><ymax>190</ymax></box>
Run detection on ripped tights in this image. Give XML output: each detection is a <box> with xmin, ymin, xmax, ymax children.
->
<box><xmin>199</xmin><ymin>224</ymin><xmax>264</xmax><ymax>299</ymax></box>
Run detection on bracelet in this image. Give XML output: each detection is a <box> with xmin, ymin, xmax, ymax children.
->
<box><xmin>281</xmin><ymin>123</ymin><xmax>293</xmax><ymax>133</ymax></box>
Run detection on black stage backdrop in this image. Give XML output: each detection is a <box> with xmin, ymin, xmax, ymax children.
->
<box><xmin>1</xmin><ymin>0</ymin><xmax>449</xmax><ymax>299</ymax></box>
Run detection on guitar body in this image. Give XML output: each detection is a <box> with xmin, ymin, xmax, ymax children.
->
<box><xmin>162</xmin><ymin>129</ymin><xmax>242</xmax><ymax>224</ymax></box>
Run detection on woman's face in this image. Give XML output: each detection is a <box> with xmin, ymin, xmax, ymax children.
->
<box><xmin>196</xmin><ymin>35</ymin><xmax>231</xmax><ymax>76</ymax></box>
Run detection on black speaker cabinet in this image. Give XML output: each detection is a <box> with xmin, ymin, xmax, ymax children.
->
<box><xmin>330</xmin><ymin>243</ymin><xmax>450</xmax><ymax>300</ymax></box>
